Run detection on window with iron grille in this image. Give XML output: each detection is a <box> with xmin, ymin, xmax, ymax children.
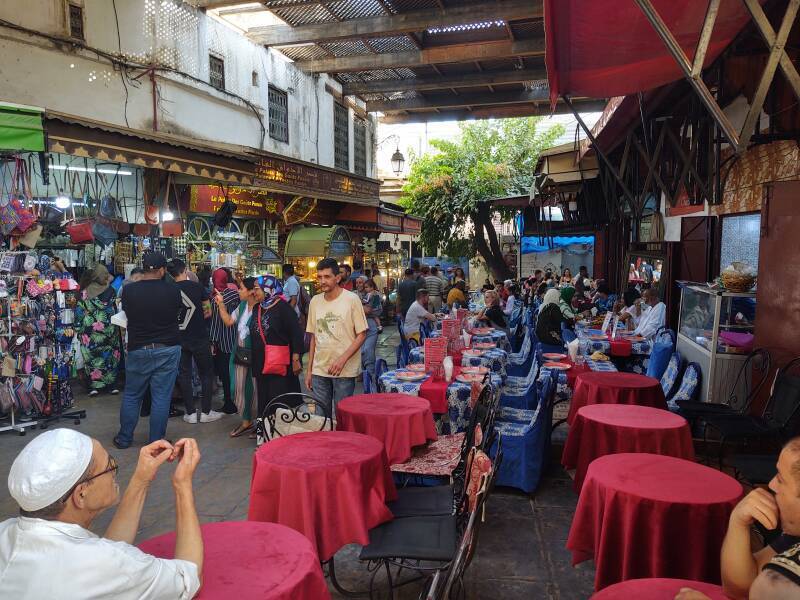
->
<box><xmin>334</xmin><ymin>103</ymin><xmax>349</xmax><ymax>171</ymax></box>
<box><xmin>209</xmin><ymin>55</ymin><xmax>225</xmax><ymax>91</ymax></box>
<box><xmin>268</xmin><ymin>85</ymin><xmax>289</xmax><ymax>143</ymax></box>
<box><xmin>353</xmin><ymin>118</ymin><xmax>367</xmax><ymax>176</ymax></box>
<box><xmin>68</xmin><ymin>4</ymin><xmax>84</xmax><ymax>41</ymax></box>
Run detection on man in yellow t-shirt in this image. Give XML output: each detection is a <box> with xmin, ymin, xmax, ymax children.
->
<box><xmin>305</xmin><ymin>258</ymin><xmax>368</xmax><ymax>411</ymax></box>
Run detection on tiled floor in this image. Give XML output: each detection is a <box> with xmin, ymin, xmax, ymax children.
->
<box><xmin>0</xmin><ymin>326</ymin><xmax>595</xmax><ymax>599</ymax></box>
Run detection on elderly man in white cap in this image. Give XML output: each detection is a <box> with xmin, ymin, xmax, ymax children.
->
<box><xmin>0</xmin><ymin>429</ymin><xmax>203</xmax><ymax>599</ymax></box>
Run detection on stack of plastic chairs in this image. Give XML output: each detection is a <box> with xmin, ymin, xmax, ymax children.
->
<box><xmin>506</xmin><ymin>328</ymin><xmax>535</xmax><ymax>377</ymax></box>
<box><xmin>499</xmin><ymin>354</ymin><xmax>540</xmax><ymax>411</ymax></box>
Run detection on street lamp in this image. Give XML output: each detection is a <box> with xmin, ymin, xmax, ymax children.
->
<box><xmin>378</xmin><ymin>134</ymin><xmax>406</xmax><ymax>176</ymax></box>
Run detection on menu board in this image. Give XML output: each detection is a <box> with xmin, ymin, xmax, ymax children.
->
<box><xmin>424</xmin><ymin>338</ymin><xmax>447</xmax><ymax>374</ymax></box>
<box><xmin>441</xmin><ymin>318</ymin><xmax>459</xmax><ymax>339</ymax></box>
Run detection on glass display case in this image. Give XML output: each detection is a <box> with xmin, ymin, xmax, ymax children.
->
<box><xmin>676</xmin><ymin>284</ymin><xmax>757</xmax><ymax>404</ymax></box>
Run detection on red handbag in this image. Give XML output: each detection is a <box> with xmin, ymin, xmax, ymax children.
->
<box><xmin>161</xmin><ymin>220</ymin><xmax>184</xmax><ymax>237</ymax></box>
<box><xmin>66</xmin><ymin>219</ymin><xmax>94</xmax><ymax>243</ymax></box>
<box><xmin>257</xmin><ymin>305</ymin><xmax>290</xmax><ymax>376</ymax></box>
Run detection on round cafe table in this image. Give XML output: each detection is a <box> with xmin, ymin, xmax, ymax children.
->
<box><xmin>336</xmin><ymin>393</ymin><xmax>438</xmax><ymax>464</ymax></box>
<box><xmin>592</xmin><ymin>578</ymin><xmax>728</xmax><ymax>599</ymax></box>
<box><xmin>562</xmin><ymin>404</ymin><xmax>695</xmax><ymax>491</ymax></box>
<box><xmin>248</xmin><ymin>431</ymin><xmax>397</xmax><ymax>561</ymax></box>
<box><xmin>567</xmin><ymin>371</ymin><xmax>666</xmax><ymax>424</ymax></box>
<box><xmin>138</xmin><ymin>521</ymin><xmax>331</xmax><ymax>600</ymax></box>
<box><xmin>567</xmin><ymin>453</ymin><xmax>742</xmax><ymax>591</ymax></box>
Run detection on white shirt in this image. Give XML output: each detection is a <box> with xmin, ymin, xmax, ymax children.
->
<box><xmin>503</xmin><ymin>294</ymin><xmax>516</xmax><ymax>317</ymax></box>
<box><xmin>0</xmin><ymin>517</ymin><xmax>200</xmax><ymax>599</ymax></box>
<box><xmin>404</xmin><ymin>301</ymin><xmax>433</xmax><ymax>336</ymax></box>
<box><xmin>621</xmin><ymin>303</ymin><xmax>647</xmax><ymax>328</ymax></box>
<box><xmin>633</xmin><ymin>302</ymin><xmax>666</xmax><ymax>340</ymax></box>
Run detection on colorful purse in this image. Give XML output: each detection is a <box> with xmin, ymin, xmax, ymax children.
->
<box><xmin>257</xmin><ymin>305</ymin><xmax>290</xmax><ymax>376</ymax></box>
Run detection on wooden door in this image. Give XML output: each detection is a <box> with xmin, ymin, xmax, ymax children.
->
<box><xmin>754</xmin><ymin>181</ymin><xmax>800</xmax><ymax>365</ymax></box>
<box><xmin>670</xmin><ymin>216</ymin><xmax>716</xmax><ymax>328</ymax></box>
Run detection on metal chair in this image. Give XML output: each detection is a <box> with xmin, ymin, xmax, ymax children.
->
<box><xmin>677</xmin><ymin>348</ymin><xmax>771</xmax><ymax>423</ymax></box>
<box><xmin>255</xmin><ymin>392</ymin><xmax>332</xmax><ymax>443</ymax></box>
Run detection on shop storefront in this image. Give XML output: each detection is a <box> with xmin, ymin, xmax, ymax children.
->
<box><xmin>283</xmin><ymin>225</ymin><xmax>354</xmax><ymax>288</ymax></box>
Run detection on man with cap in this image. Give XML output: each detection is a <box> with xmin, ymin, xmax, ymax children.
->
<box><xmin>114</xmin><ymin>250</ymin><xmax>183</xmax><ymax>449</ymax></box>
<box><xmin>0</xmin><ymin>429</ymin><xmax>203</xmax><ymax>598</ymax></box>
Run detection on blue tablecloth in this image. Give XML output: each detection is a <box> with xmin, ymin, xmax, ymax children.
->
<box><xmin>585</xmin><ymin>338</ymin><xmax>651</xmax><ymax>356</ymax></box>
<box><xmin>430</xmin><ymin>328</ymin><xmax>511</xmax><ymax>352</ymax></box>
<box><xmin>410</xmin><ymin>346</ymin><xmax>508</xmax><ymax>378</ymax></box>
<box><xmin>378</xmin><ymin>369</ymin><xmax>502</xmax><ymax>434</ymax></box>
<box><xmin>538</xmin><ymin>359</ymin><xmax>618</xmax><ymax>401</ymax></box>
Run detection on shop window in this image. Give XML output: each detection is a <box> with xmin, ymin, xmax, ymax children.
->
<box><xmin>334</xmin><ymin>103</ymin><xmax>349</xmax><ymax>171</ymax></box>
<box><xmin>251</xmin><ymin>71</ymin><xmax>259</xmax><ymax>87</ymax></box>
<box><xmin>268</xmin><ymin>85</ymin><xmax>289</xmax><ymax>143</ymax></box>
<box><xmin>720</xmin><ymin>213</ymin><xmax>760</xmax><ymax>270</ymax></box>
<box><xmin>354</xmin><ymin>118</ymin><xmax>367</xmax><ymax>176</ymax></box>
<box><xmin>69</xmin><ymin>4</ymin><xmax>84</xmax><ymax>41</ymax></box>
<box><xmin>209</xmin><ymin>55</ymin><xmax>225</xmax><ymax>91</ymax></box>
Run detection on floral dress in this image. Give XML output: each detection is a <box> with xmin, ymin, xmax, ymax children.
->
<box><xmin>75</xmin><ymin>288</ymin><xmax>122</xmax><ymax>391</ymax></box>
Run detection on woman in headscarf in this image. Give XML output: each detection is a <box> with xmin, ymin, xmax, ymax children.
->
<box><xmin>215</xmin><ymin>277</ymin><xmax>261</xmax><ymax>437</ymax></box>
<box><xmin>249</xmin><ymin>275</ymin><xmax>305</xmax><ymax>426</ymax></box>
<box><xmin>75</xmin><ymin>263</ymin><xmax>121</xmax><ymax>397</ymax></box>
<box><xmin>559</xmin><ymin>286</ymin><xmax>578</xmax><ymax>323</ymax></box>
<box><xmin>536</xmin><ymin>289</ymin><xmax>566</xmax><ymax>347</ymax></box>
<box><xmin>209</xmin><ymin>268</ymin><xmax>240</xmax><ymax>414</ymax></box>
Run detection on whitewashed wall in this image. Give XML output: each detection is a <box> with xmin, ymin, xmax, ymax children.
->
<box><xmin>0</xmin><ymin>0</ymin><xmax>375</xmax><ymax>177</ymax></box>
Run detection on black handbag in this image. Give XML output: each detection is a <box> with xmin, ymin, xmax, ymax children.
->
<box><xmin>213</xmin><ymin>199</ymin><xmax>237</xmax><ymax>228</ymax></box>
<box><xmin>233</xmin><ymin>346</ymin><xmax>252</xmax><ymax>367</ymax></box>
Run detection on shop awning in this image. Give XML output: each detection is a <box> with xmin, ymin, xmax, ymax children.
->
<box><xmin>544</xmin><ymin>0</ymin><xmax>761</xmax><ymax>104</ymax></box>
<box><xmin>336</xmin><ymin>204</ymin><xmax>405</xmax><ymax>234</ymax></box>
<box><xmin>0</xmin><ymin>103</ymin><xmax>45</xmax><ymax>152</ymax></box>
<box><xmin>284</xmin><ymin>225</ymin><xmax>352</xmax><ymax>258</ymax></box>
<box><xmin>537</xmin><ymin>142</ymin><xmax>599</xmax><ymax>189</ymax></box>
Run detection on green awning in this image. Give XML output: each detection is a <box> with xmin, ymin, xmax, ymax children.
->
<box><xmin>284</xmin><ymin>225</ymin><xmax>352</xmax><ymax>258</ymax></box>
<box><xmin>0</xmin><ymin>103</ymin><xmax>44</xmax><ymax>152</ymax></box>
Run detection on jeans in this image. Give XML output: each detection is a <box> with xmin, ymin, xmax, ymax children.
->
<box><xmin>361</xmin><ymin>320</ymin><xmax>378</xmax><ymax>380</ymax></box>
<box><xmin>117</xmin><ymin>345</ymin><xmax>181</xmax><ymax>446</ymax></box>
<box><xmin>311</xmin><ymin>375</ymin><xmax>355</xmax><ymax>415</ymax></box>
<box><xmin>177</xmin><ymin>339</ymin><xmax>214</xmax><ymax>416</ymax></box>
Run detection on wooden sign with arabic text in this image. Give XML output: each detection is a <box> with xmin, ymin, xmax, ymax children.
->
<box><xmin>254</xmin><ymin>156</ymin><xmax>379</xmax><ymax>202</ymax></box>
<box><xmin>189</xmin><ymin>186</ymin><xmax>283</xmax><ymax>219</ymax></box>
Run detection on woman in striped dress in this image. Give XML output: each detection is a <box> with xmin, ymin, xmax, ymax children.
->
<box><xmin>214</xmin><ymin>277</ymin><xmax>262</xmax><ymax>437</ymax></box>
<box><xmin>209</xmin><ymin>268</ymin><xmax>240</xmax><ymax>414</ymax></box>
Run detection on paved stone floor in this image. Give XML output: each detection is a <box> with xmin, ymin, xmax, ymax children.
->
<box><xmin>0</xmin><ymin>327</ymin><xmax>595</xmax><ymax>599</ymax></box>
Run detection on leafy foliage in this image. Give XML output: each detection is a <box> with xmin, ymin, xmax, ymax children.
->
<box><xmin>399</xmin><ymin>118</ymin><xmax>564</xmax><ymax>267</ymax></box>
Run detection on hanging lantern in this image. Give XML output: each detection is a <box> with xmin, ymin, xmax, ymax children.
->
<box><xmin>390</xmin><ymin>147</ymin><xmax>405</xmax><ymax>175</ymax></box>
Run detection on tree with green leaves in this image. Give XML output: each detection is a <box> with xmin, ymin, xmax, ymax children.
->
<box><xmin>399</xmin><ymin>117</ymin><xmax>563</xmax><ymax>280</ymax></box>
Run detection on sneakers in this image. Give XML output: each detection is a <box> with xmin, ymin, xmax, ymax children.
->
<box><xmin>88</xmin><ymin>390</ymin><xmax>99</xmax><ymax>397</ymax></box>
<box><xmin>182</xmin><ymin>410</ymin><xmax>224</xmax><ymax>424</ymax></box>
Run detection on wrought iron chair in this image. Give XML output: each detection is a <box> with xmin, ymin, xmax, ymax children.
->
<box><xmin>703</xmin><ymin>357</ymin><xmax>800</xmax><ymax>468</ymax></box>
<box><xmin>677</xmin><ymin>348</ymin><xmax>771</xmax><ymax>424</ymax></box>
<box><xmin>255</xmin><ymin>392</ymin><xmax>332</xmax><ymax>443</ymax></box>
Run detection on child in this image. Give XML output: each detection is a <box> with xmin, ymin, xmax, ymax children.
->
<box><xmin>363</xmin><ymin>278</ymin><xmax>383</xmax><ymax>333</ymax></box>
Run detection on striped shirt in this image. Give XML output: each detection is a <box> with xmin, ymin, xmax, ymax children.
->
<box><xmin>425</xmin><ymin>275</ymin><xmax>444</xmax><ymax>298</ymax></box>
<box><xmin>209</xmin><ymin>288</ymin><xmax>240</xmax><ymax>353</ymax></box>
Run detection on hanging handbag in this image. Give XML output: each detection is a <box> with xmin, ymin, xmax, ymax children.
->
<box><xmin>234</xmin><ymin>345</ymin><xmax>252</xmax><ymax>367</ymax></box>
<box><xmin>92</xmin><ymin>215</ymin><xmax>118</xmax><ymax>246</ymax></box>
<box><xmin>257</xmin><ymin>304</ymin><xmax>290</xmax><ymax>376</ymax></box>
<box><xmin>212</xmin><ymin>187</ymin><xmax>237</xmax><ymax>228</ymax></box>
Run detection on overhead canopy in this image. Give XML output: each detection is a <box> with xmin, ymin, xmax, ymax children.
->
<box><xmin>544</xmin><ymin>0</ymin><xmax>761</xmax><ymax>104</ymax></box>
<box><xmin>284</xmin><ymin>225</ymin><xmax>352</xmax><ymax>258</ymax></box>
<box><xmin>0</xmin><ymin>103</ymin><xmax>44</xmax><ymax>152</ymax></box>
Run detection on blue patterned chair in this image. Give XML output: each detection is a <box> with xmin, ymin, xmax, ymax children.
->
<box><xmin>489</xmin><ymin>375</ymin><xmax>554</xmax><ymax>493</ymax></box>
<box><xmin>660</xmin><ymin>351</ymin><xmax>684</xmax><ymax>400</ymax></box>
<box><xmin>667</xmin><ymin>362</ymin><xmax>701</xmax><ymax>411</ymax></box>
<box><xmin>655</xmin><ymin>327</ymin><xmax>677</xmax><ymax>348</ymax></box>
<box><xmin>395</xmin><ymin>315</ymin><xmax>416</xmax><ymax>368</ymax></box>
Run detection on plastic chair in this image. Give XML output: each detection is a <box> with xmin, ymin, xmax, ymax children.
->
<box><xmin>654</xmin><ymin>327</ymin><xmax>677</xmax><ymax>348</ymax></box>
<box><xmin>561</xmin><ymin>322</ymin><xmax>577</xmax><ymax>344</ymax></box>
<box><xmin>375</xmin><ymin>358</ymin><xmax>389</xmax><ymax>380</ymax></box>
<box><xmin>395</xmin><ymin>315</ymin><xmax>413</xmax><ymax>368</ymax></box>
<box><xmin>660</xmin><ymin>352</ymin><xmax>684</xmax><ymax>400</ymax></box>
<box><xmin>667</xmin><ymin>362</ymin><xmax>702</xmax><ymax>411</ymax></box>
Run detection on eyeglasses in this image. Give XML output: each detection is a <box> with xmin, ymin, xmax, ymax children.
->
<box><xmin>59</xmin><ymin>455</ymin><xmax>119</xmax><ymax>503</ymax></box>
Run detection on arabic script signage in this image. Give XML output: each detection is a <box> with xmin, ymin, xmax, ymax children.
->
<box><xmin>254</xmin><ymin>156</ymin><xmax>380</xmax><ymax>202</ymax></box>
<box><xmin>190</xmin><ymin>186</ymin><xmax>282</xmax><ymax>219</ymax></box>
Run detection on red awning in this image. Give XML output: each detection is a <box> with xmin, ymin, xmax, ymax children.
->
<box><xmin>545</xmin><ymin>0</ymin><xmax>761</xmax><ymax>105</ymax></box>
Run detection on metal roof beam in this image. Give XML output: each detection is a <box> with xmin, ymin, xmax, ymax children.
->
<box><xmin>298</xmin><ymin>38</ymin><xmax>544</xmax><ymax>73</ymax></box>
<box><xmin>248</xmin><ymin>0</ymin><xmax>542</xmax><ymax>46</ymax></box>
<box><xmin>187</xmin><ymin>0</ymin><xmax>250</xmax><ymax>8</ymax></box>
<box><xmin>368</xmin><ymin>88</ymin><xmax>553</xmax><ymax>112</ymax></box>
<box><xmin>342</xmin><ymin>68</ymin><xmax>545</xmax><ymax>95</ymax></box>
<box><xmin>379</xmin><ymin>100</ymin><xmax>603</xmax><ymax>123</ymax></box>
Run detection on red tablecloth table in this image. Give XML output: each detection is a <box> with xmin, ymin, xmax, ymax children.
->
<box><xmin>592</xmin><ymin>578</ymin><xmax>729</xmax><ymax>599</ymax></box>
<box><xmin>336</xmin><ymin>393</ymin><xmax>438</xmax><ymax>464</ymax></box>
<box><xmin>567</xmin><ymin>453</ymin><xmax>742</xmax><ymax>591</ymax></box>
<box><xmin>562</xmin><ymin>404</ymin><xmax>695</xmax><ymax>491</ymax></box>
<box><xmin>138</xmin><ymin>521</ymin><xmax>330</xmax><ymax>600</ymax></box>
<box><xmin>248</xmin><ymin>431</ymin><xmax>397</xmax><ymax>561</ymax></box>
<box><xmin>567</xmin><ymin>372</ymin><xmax>666</xmax><ymax>424</ymax></box>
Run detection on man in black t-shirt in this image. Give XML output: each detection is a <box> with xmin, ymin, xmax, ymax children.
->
<box><xmin>167</xmin><ymin>259</ymin><xmax>221</xmax><ymax>425</ymax></box>
<box><xmin>114</xmin><ymin>251</ymin><xmax>182</xmax><ymax>449</ymax></box>
<box><xmin>396</xmin><ymin>269</ymin><xmax>419</xmax><ymax>319</ymax></box>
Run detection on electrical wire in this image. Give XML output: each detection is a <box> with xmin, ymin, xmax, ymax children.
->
<box><xmin>110</xmin><ymin>0</ymin><xmax>130</xmax><ymax>128</ymax></box>
<box><xmin>0</xmin><ymin>17</ymin><xmax>266</xmax><ymax>144</ymax></box>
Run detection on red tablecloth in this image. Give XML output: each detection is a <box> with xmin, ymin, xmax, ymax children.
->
<box><xmin>567</xmin><ymin>371</ymin><xmax>666</xmax><ymax>424</ymax></box>
<box><xmin>248</xmin><ymin>431</ymin><xmax>397</xmax><ymax>561</ymax></box>
<box><xmin>562</xmin><ymin>404</ymin><xmax>695</xmax><ymax>491</ymax></box>
<box><xmin>138</xmin><ymin>521</ymin><xmax>330</xmax><ymax>600</ymax></box>
<box><xmin>419</xmin><ymin>366</ymin><xmax>462</xmax><ymax>413</ymax></box>
<box><xmin>567</xmin><ymin>453</ymin><xmax>742</xmax><ymax>591</ymax></box>
<box><xmin>336</xmin><ymin>393</ymin><xmax>438</xmax><ymax>464</ymax></box>
<box><xmin>592</xmin><ymin>578</ymin><xmax>729</xmax><ymax>599</ymax></box>
<box><xmin>609</xmin><ymin>338</ymin><xmax>632</xmax><ymax>357</ymax></box>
